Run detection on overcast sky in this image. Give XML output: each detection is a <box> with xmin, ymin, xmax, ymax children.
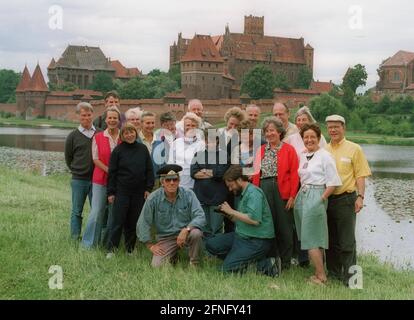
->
<box><xmin>1</xmin><ymin>0</ymin><xmax>413</xmax><ymax>90</ymax></box>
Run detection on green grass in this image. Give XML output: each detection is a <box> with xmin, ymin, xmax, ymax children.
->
<box><xmin>0</xmin><ymin>116</ymin><xmax>77</xmax><ymax>129</ymax></box>
<box><xmin>0</xmin><ymin>166</ymin><xmax>413</xmax><ymax>300</ymax></box>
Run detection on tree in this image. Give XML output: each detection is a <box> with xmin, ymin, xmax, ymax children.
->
<box><xmin>342</xmin><ymin>64</ymin><xmax>368</xmax><ymax>93</ymax></box>
<box><xmin>0</xmin><ymin>69</ymin><xmax>21</xmax><ymax>103</ymax></box>
<box><xmin>376</xmin><ymin>95</ymin><xmax>391</xmax><ymax>113</ymax></box>
<box><xmin>119</xmin><ymin>73</ymin><xmax>179</xmax><ymax>99</ymax></box>
<box><xmin>89</xmin><ymin>72</ymin><xmax>114</xmax><ymax>93</ymax></box>
<box><xmin>147</xmin><ymin>69</ymin><xmax>162</xmax><ymax>77</ymax></box>
<box><xmin>240</xmin><ymin>64</ymin><xmax>275</xmax><ymax>99</ymax></box>
<box><xmin>341</xmin><ymin>64</ymin><xmax>368</xmax><ymax>109</ymax></box>
<box><xmin>168</xmin><ymin>64</ymin><xmax>181</xmax><ymax>89</ymax></box>
<box><xmin>274</xmin><ymin>71</ymin><xmax>290</xmax><ymax>91</ymax></box>
<box><xmin>309</xmin><ymin>93</ymin><xmax>349</xmax><ymax>122</ymax></box>
<box><xmin>296</xmin><ymin>65</ymin><xmax>313</xmax><ymax>89</ymax></box>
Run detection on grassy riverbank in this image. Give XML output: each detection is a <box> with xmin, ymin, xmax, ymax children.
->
<box><xmin>0</xmin><ymin>116</ymin><xmax>77</xmax><ymax>129</ymax></box>
<box><xmin>0</xmin><ymin>166</ymin><xmax>413</xmax><ymax>300</ymax></box>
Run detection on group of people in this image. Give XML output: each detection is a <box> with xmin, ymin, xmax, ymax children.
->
<box><xmin>64</xmin><ymin>91</ymin><xmax>371</xmax><ymax>286</ymax></box>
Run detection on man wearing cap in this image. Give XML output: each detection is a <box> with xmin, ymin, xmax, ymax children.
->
<box><xmin>136</xmin><ymin>164</ymin><xmax>206</xmax><ymax>267</ymax></box>
<box><xmin>325</xmin><ymin>114</ymin><xmax>371</xmax><ymax>286</ymax></box>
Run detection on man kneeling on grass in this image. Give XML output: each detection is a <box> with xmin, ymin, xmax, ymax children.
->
<box><xmin>136</xmin><ymin>164</ymin><xmax>206</xmax><ymax>267</ymax></box>
<box><xmin>205</xmin><ymin>165</ymin><xmax>281</xmax><ymax>277</ymax></box>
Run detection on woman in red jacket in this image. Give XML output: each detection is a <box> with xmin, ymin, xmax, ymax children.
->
<box><xmin>81</xmin><ymin>106</ymin><xmax>121</xmax><ymax>249</ymax></box>
<box><xmin>252</xmin><ymin>117</ymin><xmax>299</xmax><ymax>271</ymax></box>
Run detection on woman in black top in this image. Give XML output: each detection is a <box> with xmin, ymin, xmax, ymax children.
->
<box><xmin>191</xmin><ymin>130</ymin><xmax>231</xmax><ymax>237</ymax></box>
<box><xmin>106</xmin><ymin>123</ymin><xmax>154</xmax><ymax>256</ymax></box>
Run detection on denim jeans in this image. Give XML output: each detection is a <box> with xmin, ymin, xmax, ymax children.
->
<box><xmin>81</xmin><ymin>183</ymin><xmax>110</xmax><ymax>248</ymax></box>
<box><xmin>70</xmin><ymin>179</ymin><xmax>92</xmax><ymax>240</ymax></box>
<box><xmin>205</xmin><ymin>232</ymin><xmax>274</xmax><ymax>275</ymax></box>
<box><xmin>201</xmin><ymin>205</ymin><xmax>224</xmax><ymax>237</ymax></box>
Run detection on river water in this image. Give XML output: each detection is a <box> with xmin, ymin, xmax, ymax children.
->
<box><xmin>0</xmin><ymin>127</ymin><xmax>413</xmax><ymax>269</ymax></box>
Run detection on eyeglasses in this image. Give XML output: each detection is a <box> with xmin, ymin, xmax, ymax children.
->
<box><xmin>165</xmin><ymin>177</ymin><xmax>179</xmax><ymax>183</ymax></box>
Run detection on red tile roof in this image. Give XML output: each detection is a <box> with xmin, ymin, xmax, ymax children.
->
<box><xmin>382</xmin><ymin>50</ymin><xmax>414</xmax><ymax>67</ymax></box>
<box><xmin>211</xmin><ymin>35</ymin><xmax>224</xmax><ymax>51</ymax></box>
<box><xmin>16</xmin><ymin>66</ymin><xmax>32</xmax><ymax>92</ymax></box>
<box><xmin>181</xmin><ymin>35</ymin><xmax>224</xmax><ymax>63</ymax></box>
<box><xmin>111</xmin><ymin>60</ymin><xmax>141</xmax><ymax>79</ymax></box>
<box><xmin>227</xmin><ymin>33</ymin><xmax>306</xmax><ymax>64</ymax></box>
<box><xmin>48</xmin><ymin>58</ymin><xmax>56</xmax><ymax>69</ymax></box>
<box><xmin>310</xmin><ymin>80</ymin><xmax>333</xmax><ymax>93</ymax></box>
<box><xmin>28</xmin><ymin>64</ymin><xmax>49</xmax><ymax>92</ymax></box>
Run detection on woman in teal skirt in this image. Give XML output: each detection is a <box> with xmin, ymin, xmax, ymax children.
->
<box><xmin>294</xmin><ymin>123</ymin><xmax>342</xmax><ymax>285</ymax></box>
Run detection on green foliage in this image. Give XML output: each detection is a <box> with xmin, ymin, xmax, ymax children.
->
<box><xmin>296</xmin><ymin>65</ymin><xmax>313</xmax><ymax>89</ymax></box>
<box><xmin>376</xmin><ymin>95</ymin><xmax>392</xmax><ymax>113</ymax></box>
<box><xmin>241</xmin><ymin>64</ymin><xmax>275</xmax><ymax>99</ymax></box>
<box><xmin>89</xmin><ymin>72</ymin><xmax>114</xmax><ymax>93</ymax></box>
<box><xmin>0</xmin><ymin>69</ymin><xmax>21</xmax><ymax>103</ymax></box>
<box><xmin>274</xmin><ymin>71</ymin><xmax>290</xmax><ymax>91</ymax></box>
<box><xmin>168</xmin><ymin>64</ymin><xmax>181</xmax><ymax>89</ymax></box>
<box><xmin>347</xmin><ymin>112</ymin><xmax>364</xmax><ymax>130</ymax></box>
<box><xmin>342</xmin><ymin>86</ymin><xmax>356</xmax><ymax>109</ymax></box>
<box><xmin>341</xmin><ymin>64</ymin><xmax>368</xmax><ymax>109</ymax></box>
<box><xmin>147</xmin><ymin>69</ymin><xmax>162</xmax><ymax>77</ymax></box>
<box><xmin>342</xmin><ymin>64</ymin><xmax>368</xmax><ymax>93</ymax></box>
<box><xmin>309</xmin><ymin>93</ymin><xmax>348</xmax><ymax>122</ymax></box>
<box><xmin>119</xmin><ymin>71</ymin><xmax>179</xmax><ymax>99</ymax></box>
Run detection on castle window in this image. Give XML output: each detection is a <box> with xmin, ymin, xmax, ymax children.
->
<box><xmin>216</xmin><ymin>64</ymin><xmax>218</xmax><ymax>68</ymax></box>
<box><xmin>201</xmin><ymin>63</ymin><xmax>204</xmax><ymax>67</ymax></box>
<box><xmin>202</xmin><ymin>76</ymin><xmax>205</xmax><ymax>81</ymax></box>
<box><xmin>393</xmin><ymin>71</ymin><xmax>400</xmax><ymax>81</ymax></box>
<box><xmin>208</xmin><ymin>63</ymin><xmax>211</xmax><ymax>67</ymax></box>
<box><xmin>213</xmin><ymin>77</ymin><xmax>216</xmax><ymax>81</ymax></box>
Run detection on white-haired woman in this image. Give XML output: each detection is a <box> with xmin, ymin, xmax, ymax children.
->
<box><xmin>168</xmin><ymin>112</ymin><xmax>205</xmax><ymax>189</ymax></box>
<box><xmin>125</xmin><ymin>107</ymin><xmax>143</xmax><ymax>142</ymax></box>
<box><xmin>285</xmin><ymin>106</ymin><xmax>327</xmax><ymax>157</ymax></box>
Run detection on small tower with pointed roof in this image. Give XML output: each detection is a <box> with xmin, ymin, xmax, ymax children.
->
<box><xmin>15</xmin><ymin>64</ymin><xmax>49</xmax><ymax>119</ymax></box>
<box><xmin>15</xmin><ymin>65</ymin><xmax>31</xmax><ymax>118</ymax></box>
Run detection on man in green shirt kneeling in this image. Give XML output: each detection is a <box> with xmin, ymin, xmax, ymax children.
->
<box><xmin>205</xmin><ymin>165</ymin><xmax>280</xmax><ymax>277</ymax></box>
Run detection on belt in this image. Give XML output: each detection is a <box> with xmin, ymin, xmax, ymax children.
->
<box><xmin>261</xmin><ymin>176</ymin><xmax>276</xmax><ymax>180</ymax></box>
<box><xmin>300</xmin><ymin>184</ymin><xmax>325</xmax><ymax>193</ymax></box>
<box><xmin>329</xmin><ymin>191</ymin><xmax>356</xmax><ymax>200</ymax></box>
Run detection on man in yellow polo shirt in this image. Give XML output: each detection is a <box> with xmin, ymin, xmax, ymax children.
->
<box><xmin>325</xmin><ymin>115</ymin><xmax>371</xmax><ymax>286</ymax></box>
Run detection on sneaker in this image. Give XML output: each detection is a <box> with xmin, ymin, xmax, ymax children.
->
<box><xmin>106</xmin><ymin>252</ymin><xmax>114</xmax><ymax>259</ymax></box>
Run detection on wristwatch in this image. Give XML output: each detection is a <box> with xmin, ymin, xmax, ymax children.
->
<box><xmin>357</xmin><ymin>194</ymin><xmax>364</xmax><ymax>200</ymax></box>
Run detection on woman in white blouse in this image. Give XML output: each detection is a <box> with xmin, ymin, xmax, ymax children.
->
<box><xmin>168</xmin><ymin>112</ymin><xmax>205</xmax><ymax>189</ymax></box>
<box><xmin>294</xmin><ymin>123</ymin><xmax>342</xmax><ymax>285</ymax></box>
<box><xmin>285</xmin><ymin>106</ymin><xmax>327</xmax><ymax>157</ymax></box>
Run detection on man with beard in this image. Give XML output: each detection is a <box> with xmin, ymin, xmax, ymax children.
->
<box><xmin>205</xmin><ymin>165</ymin><xmax>281</xmax><ymax>277</ymax></box>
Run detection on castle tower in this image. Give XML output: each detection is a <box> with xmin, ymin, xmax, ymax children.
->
<box><xmin>180</xmin><ymin>34</ymin><xmax>226</xmax><ymax>99</ymax></box>
<box><xmin>15</xmin><ymin>65</ymin><xmax>32</xmax><ymax>118</ymax></box>
<box><xmin>25</xmin><ymin>64</ymin><xmax>49</xmax><ymax>119</ymax></box>
<box><xmin>304</xmin><ymin>44</ymin><xmax>314</xmax><ymax>76</ymax></box>
<box><xmin>244</xmin><ymin>15</ymin><xmax>264</xmax><ymax>36</ymax></box>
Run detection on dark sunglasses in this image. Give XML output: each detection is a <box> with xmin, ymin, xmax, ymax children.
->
<box><xmin>165</xmin><ymin>177</ymin><xmax>179</xmax><ymax>183</ymax></box>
